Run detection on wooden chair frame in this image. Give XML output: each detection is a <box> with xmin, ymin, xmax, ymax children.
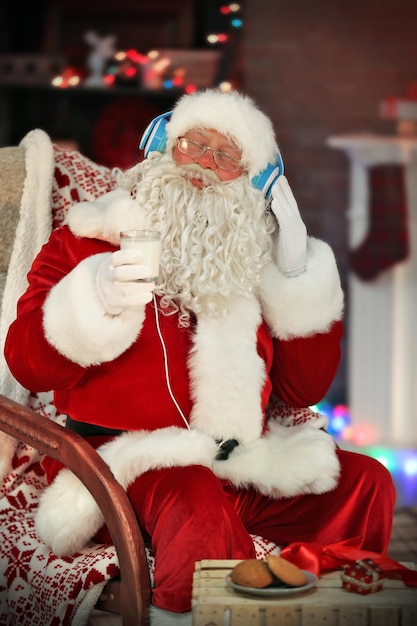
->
<box><xmin>0</xmin><ymin>393</ymin><xmax>152</xmax><ymax>626</ymax></box>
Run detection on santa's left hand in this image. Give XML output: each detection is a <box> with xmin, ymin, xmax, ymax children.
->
<box><xmin>270</xmin><ymin>176</ymin><xmax>307</xmax><ymax>277</ymax></box>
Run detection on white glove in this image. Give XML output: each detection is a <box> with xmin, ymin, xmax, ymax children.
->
<box><xmin>270</xmin><ymin>176</ymin><xmax>307</xmax><ymax>277</ymax></box>
<box><xmin>96</xmin><ymin>249</ymin><xmax>155</xmax><ymax>315</ymax></box>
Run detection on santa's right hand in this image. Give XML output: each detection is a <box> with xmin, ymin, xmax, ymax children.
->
<box><xmin>95</xmin><ymin>250</ymin><xmax>155</xmax><ymax>315</ymax></box>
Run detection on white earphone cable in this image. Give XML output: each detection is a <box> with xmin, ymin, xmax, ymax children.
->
<box><xmin>153</xmin><ymin>293</ymin><xmax>190</xmax><ymax>430</ymax></box>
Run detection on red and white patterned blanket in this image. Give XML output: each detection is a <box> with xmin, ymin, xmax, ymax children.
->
<box><xmin>0</xmin><ymin>393</ymin><xmax>282</xmax><ymax>626</ymax></box>
<box><xmin>0</xmin><ymin>138</ymin><xmax>127</xmax><ymax>626</ymax></box>
<box><xmin>0</xmin><ymin>400</ymin><xmax>125</xmax><ymax>626</ymax></box>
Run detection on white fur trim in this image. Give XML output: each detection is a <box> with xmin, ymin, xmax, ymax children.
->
<box><xmin>0</xmin><ymin>129</ymin><xmax>54</xmax><ymax>405</ymax></box>
<box><xmin>36</xmin><ymin>428</ymin><xmax>217</xmax><ymax>555</ymax></box>
<box><xmin>65</xmin><ymin>187</ymin><xmax>145</xmax><ymax>245</ymax></box>
<box><xmin>98</xmin><ymin>427</ymin><xmax>217</xmax><ymax>487</ymax></box>
<box><xmin>43</xmin><ymin>253</ymin><xmax>146</xmax><ymax>366</ymax></box>
<box><xmin>0</xmin><ymin>130</ymin><xmax>54</xmax><ymax>483</ymax></box>
<box><xmin>35</xmin><ymin>423</ymin><xmax>339</xmax><ymax>555</ymax></box>
<box><xmin>165</xmin><ymin>89</ymin><xmax>279</xmax><ymax>180</ymax></box>
<box><xmin>72</xmin><ymin>582</ymin><xmax>108</xmax><ymax>626</ymax></box>
<box><xmin>189</xmin><ymin>296</ymin><xmax>265</xmax><ymax>443</ymax></box>
<box><xmin>213</xmin><ymin>423</ymin><xmax>340</xmax><ymax>497</ymax></box>
<box><xmin>259</xmin><ymin>237</ymin><xmax>344</xmax><ymax>339</ymax></box>
<box><xmin>35</xmin><ymin>468</ymin><xmax>104</xmax><ymax>556</ymax></box>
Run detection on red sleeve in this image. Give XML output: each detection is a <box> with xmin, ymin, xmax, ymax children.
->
<box><xmin>270</xmin><ymin>320</ymin><xmax>343</xmax><ymax>407</ymax></box>
<box><xmin>4</xmin><ymin>227</ymin><xmax>114</xmax><ymax>392</ymax></box>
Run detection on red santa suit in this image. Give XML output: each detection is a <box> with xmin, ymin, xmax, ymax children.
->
<box><xmin>4</xmin><ymin>90</ymin><xmax>395</xmax><ymax>614</ymax></box>
<box><xmin>4</xmin><ymin>187</ymin><xmax>395</xmax><ymax>612</ymax></box>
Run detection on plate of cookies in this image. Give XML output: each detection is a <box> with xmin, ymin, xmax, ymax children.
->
<box><xmin>226</xmin><ymin>555</ymin><xmax>318</xmax><ymax>597</ymax></box>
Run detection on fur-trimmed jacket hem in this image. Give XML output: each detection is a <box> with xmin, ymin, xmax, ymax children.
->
<box><xmin>35</xmin><ymin>422</ymin><xmax>339</xmax><ymax>556</ymax></box>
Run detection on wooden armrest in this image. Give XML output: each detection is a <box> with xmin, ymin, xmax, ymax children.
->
<box><xmin>0</xmin><ymin>393</ymin><xmax>151</xmax><ymax>626</ymax></box>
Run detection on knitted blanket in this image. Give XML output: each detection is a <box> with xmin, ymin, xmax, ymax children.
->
<box><xmin>0</xmin><ymin>133</ymin><xmax>124</xmax><ymax>625</ymax></box>
<box><xmin>0</xmin><ymin>417</ymin><xmax>279</xmax><ymax>625</ymax></box>
<box><xmin>0</xmin><ymin>130</ymin><xmax>117</xmax><ymax>483</ymax></box>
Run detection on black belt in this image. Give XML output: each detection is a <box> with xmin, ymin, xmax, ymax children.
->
<box><xmin>65</xmin><ymin>415</ymin><xmax>124</xmax><ymax>438</ymax></box>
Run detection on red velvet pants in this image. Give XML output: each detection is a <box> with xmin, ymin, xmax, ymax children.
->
<box><xmin>116</xmin><ymin>449</ymin><xmax>395</xmax><ymax>612</ymax></box>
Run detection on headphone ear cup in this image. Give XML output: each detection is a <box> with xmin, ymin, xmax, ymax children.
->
<box><xmin>140</xmin><ymin>111</ymin><xmax>283</xmax><ymax>201</ymax></box>
<box><xmin>251</xmin><ymin>150</ymin><xmax>284</xmax><ymax>200</ymax></box>
<box><xmin>139</xmin><ymin>111</ymin><xmax>172</xmax><ymax>157</ymax></box>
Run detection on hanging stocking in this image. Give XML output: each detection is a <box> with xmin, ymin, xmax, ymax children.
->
<box><xmin>349</xmin><ymin>165</ymin><xmax>409</xmax><ymax>281</ymax></box>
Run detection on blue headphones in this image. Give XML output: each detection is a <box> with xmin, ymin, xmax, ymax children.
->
<box><xmin>139</xmin><ymin>111</ymin><xmax>284</xmax><ymax>200</ymax></box>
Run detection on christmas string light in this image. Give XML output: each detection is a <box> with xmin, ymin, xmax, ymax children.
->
<box><xmin>206</xmin><ymin>33</ymin><xmax>229</xmax><ymax>44</ymax></box>
<box><xmin>220</xmin><ymin>3</ymin><xmax>241</xmax><ymax>14</ymax></box>
<box><xmin>52</xmin><ymin>3</ymin><xmax>243</xmax><ymax>92</ymax></box>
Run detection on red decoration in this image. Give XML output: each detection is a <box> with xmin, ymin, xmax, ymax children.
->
<box><xmin>349</xmin><ymin>165</ymin><xmax>409</xmax><ymax>281</ymax></box>
<box><xmin>380</xmin><ymin>82</ymin><xmax>417</xmax><ymax>120</ymax></box>
<box><xmin>407</xmin><ymin>81</ymin><xmax>417</xmax><ymax>100</ymax></box>
<box><xmin>341</xmin><ymin>558</ymin><xmax>385</xmax><ymax>595</ymax></box>
<box><xmin>380</xmin><ymin>96</ymin><xmax>400</xmax><ymax>118</ymax></box>
<box><xmin>91</xmin><ymin>98</ymin><xmax>162</xmax><ymax>169</ymax></box>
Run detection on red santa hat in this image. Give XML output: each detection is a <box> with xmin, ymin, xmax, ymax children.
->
<box><xmin>165</xmin><ymin>89</ymin><xmax>279</xmax><ymax>180</ymax></box>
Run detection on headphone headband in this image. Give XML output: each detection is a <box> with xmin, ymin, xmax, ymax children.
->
<box><xmin>139</xmin><ymin>111</ymin><xmax>284</xmax><ymax>199</ymax></box>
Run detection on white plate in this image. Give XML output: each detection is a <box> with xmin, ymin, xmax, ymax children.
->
<box><xmin>226</xmin><ymin>570</ymin><xmax>318</xmax><ymax>597</ymax></box>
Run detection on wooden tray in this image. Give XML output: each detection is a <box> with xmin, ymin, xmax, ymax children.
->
<box><xmin>192</xmin><ymin>559</ymin><xmax>417</xmax><ymax>626</ymax></box>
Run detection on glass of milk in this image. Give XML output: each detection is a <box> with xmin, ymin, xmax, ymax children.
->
<box><xmin>119</xmin><ymin>230</ymin><xmax>161</xmax><ymax>282</ymax></box>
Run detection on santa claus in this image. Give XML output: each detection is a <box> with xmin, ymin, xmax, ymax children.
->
<box><xmin>5</xmin><ymin>89</ymin><xmax>395</xmax><ymax>626</ymax></box>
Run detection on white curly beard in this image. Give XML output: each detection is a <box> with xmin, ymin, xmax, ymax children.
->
<box><xmin>118</xmin><ymin>152</ymin><xmax>276</xmax><ymax>325</ymax></box>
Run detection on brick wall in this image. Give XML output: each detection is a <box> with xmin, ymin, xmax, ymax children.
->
<box><xmin>243</xmin><ymin>0</ymin><xmax>417</xmax><ymax>401</ymax></box>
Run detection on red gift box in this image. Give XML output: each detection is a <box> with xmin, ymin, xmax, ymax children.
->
<box><xmin>341</xmin><ymin>558</ymin><xmax>385</xmax><ymax>595</ymax></box>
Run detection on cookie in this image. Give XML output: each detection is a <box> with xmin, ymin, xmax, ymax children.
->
<box><xmin>230</xmin><ymin>559</ymin><xmax>274</xmax><ymax>588</ymax></box>
<box><xmin>265</xmin><ymin>555</ymin><xmax>308</xmax><ymax>587</ymax></box>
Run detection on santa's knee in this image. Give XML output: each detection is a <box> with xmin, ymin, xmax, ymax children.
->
<box><xmin>338</xmin><ymin>449</ymin><xmax>395</xmax><ymax>502</ymax></box>
<box><xmin>158</xmin><ymin>465</ymin><xmax>228</xmax><ymax>513</ymax></box>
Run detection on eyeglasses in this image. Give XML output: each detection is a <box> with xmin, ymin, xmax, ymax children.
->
<box><xmin>176</xmin><ymin>137</ymin><xmax>243</xmax><ymax>172</ymax></box>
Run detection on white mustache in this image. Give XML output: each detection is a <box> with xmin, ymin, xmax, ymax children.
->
<box><xmin>178</xmin><ymin>164</ymin><xmax>220</xmax><ymax>187</ymax></box>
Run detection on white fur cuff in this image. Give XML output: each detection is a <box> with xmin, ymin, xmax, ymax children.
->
<box><xmin>43</xmin><ymin>254</ymin><xmax>146</xmax><ymax>366</ymax></box>
<box><xmin>98</xmin><ymin>427</ymin><xmax>218</xmax><ymax>487</ymax></box>
<box><xmin>213</xmin><ymin>423</ymin><xmax>340</xmax><ymax>497</ymax></box>
<box><xmin>260</xmin><ymin>237</ymin><xmax>344</xmax><ymax>339</ymax></box>
<box><xmin>35</xmin><ymin>469</ymin><xmax>104</xmax><ymax>556</ymax></box>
